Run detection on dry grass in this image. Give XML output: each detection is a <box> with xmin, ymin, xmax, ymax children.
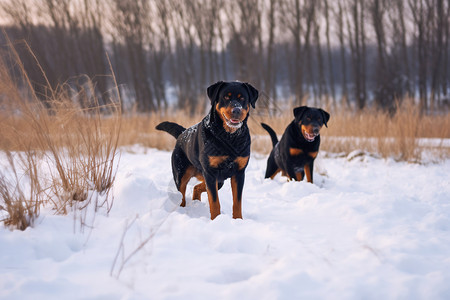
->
<box><xmin>0</xmin><ymin>151</ymin><xmax>42</xmax><ymax>230</ymax></box>
<box><xmin>0</xmin><ymin>43</ymin><xmax>121</xmax><ymax>230</ymax></box>
<box><xmin>118</xmin><ymin>111</ymin><xmax>187</xmax><ymax>151</ymax></box>
<box><xmin>320</xmin><ymin>102</ymin><xmax>449</xmax><ymax>161</ymax></box>
<box><xmin>115</xmin><ymin>102</ymin><xmax>449</xmax><ymax>163</ymax></box>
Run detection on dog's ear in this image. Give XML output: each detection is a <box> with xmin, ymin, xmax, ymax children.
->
<box><xmin>319</xmin><ymin>109</ymin><xmax>330</xmax><ymax>128</ymax></box>
<box><xmin>244</xmin><ymin>82</ymin><xmax>259</xmax><ymax>108</ymax></box>
<box><xmin>293</xmin><ymin>106</ymin><xmax>308</xmax><ymax>120</ymax></box>
<box><xmin>207</xmin><ymin>81</ymin><xmax>225</xmax><ymax>105</ymax></box>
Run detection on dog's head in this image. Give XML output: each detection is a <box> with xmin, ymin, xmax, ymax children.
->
<box><xmin>293</xmin><ymin>106</ymin><xmax>330</xmax><ymax>142</ymax></box>
<box><xmin>207</xmin><ymin>81</ymin><xmax>258</xmax><ymax>133</ymax></box>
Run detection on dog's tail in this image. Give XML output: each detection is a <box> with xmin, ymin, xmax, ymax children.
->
<box><xmin>261</xmin><ymin>123</ymin><xmax>278</xmax><ymax>148</ymax></box>
<box><xmin>156</xmin><ymin>121</ymin><xmax>186</xmax><ymax>139</ymax></box>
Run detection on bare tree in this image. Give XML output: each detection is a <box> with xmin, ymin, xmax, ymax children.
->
<box><xmin>186</xmin><ymin>0</ymin><xmax>220</xmax><ymax>91</ymax></box>
<box><xmin>1</xmin><ymin>0</ymin><xmax>109</xmax><ymax>106</ymax></box>
<box><xmin>391</xmin><ymin>0</ymin><xmax>413</xmax><ymax>98</ymax></box>
<box><xmin>336</xmin><ymin>1</ymin><xmax>349</xmax><ymax>105</ymax></box>
<box><xmin>346</xmin><ymin>0</ymin><xmax>368</xmax><ymax>110</ymax></box>
<box><xmin>370</xmin><ymin>0</ymin><xmax>391</xmax><ymax>110</ymax></box>
<box><xmin>226</xmin><ymin>0</ymin><xmax>263</xmax><ymax>87</ymax></box>
<box><xmin>313</xmin><ymin>6</ymin><xmax>328</xmax><ymax>106</ymax></box>
<box><xmin>280</xmin><ymin>0</ymin><xmax>316</xmax><ymax>105</ymax></box>
<box><xmin>324</xmin><ymin>0</ymin><xmax>336</xmax><ymax>106</ymax></box>
<box><xmin>170</xmin><ymin>0</ymin><xmax>201</xmax><ymax>113</ymax></box>
<box><xmin>427</xmin><ymin>0</ymin><xmax>448</xmax><ymax>111</ymax></box>
<box><xmin>409</xmin><ymin>0</ymin><xmax>428</xmax><ymax>111</ymax></box>
<box><xmin>111</xmin><ymin>0</ymin><xmax>155</xmax><ymax>112</ymax></box>
<box><xmin>2</xmin><ymin>0</ymin><xmax>450</xmax><ymax>114</ymax></box>
<box><xmin>442</xmin><ymin>1</ymin><xmax>450</xmax><ymax>105</ymax></box>
<box><xmin>266</xmin><ymin>0</ymin><xmax>278</xmax><ymax>102</ymax></box>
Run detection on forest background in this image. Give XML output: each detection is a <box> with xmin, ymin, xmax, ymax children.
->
<box><xmin>0</xmin><ymin>0</ymin><xmax>449</xmax><ymax>115</ymax></box>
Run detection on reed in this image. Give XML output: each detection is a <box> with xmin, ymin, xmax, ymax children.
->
<box><xmin>0</xmin><ymin>43</ymin><xmax>120</xmax><ymax>230</ymax></box>
<box><xmin>122</xmin><ymin>102</ymin><xmax>448</xmax><ymax>162</ymax></box>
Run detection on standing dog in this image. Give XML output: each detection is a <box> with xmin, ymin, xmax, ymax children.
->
<box><xmin>156</xmin><ymin>81</ymin><xmax>258</xmax><ymax>220</ymax></box>
<box><xmin>261</xmin><ymin>106</ymin><xmax>330</xmax><ymax>183</ymax></box>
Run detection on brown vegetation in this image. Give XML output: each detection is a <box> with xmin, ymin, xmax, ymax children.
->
<box><xmin>142</xmin><ymin>102</ymin><xmax>449</xmax><ymax>162</ymax></box>
<box><xmin>0</xmin><ymin>47</ymin><xmax>120</xmax><ymax>231</ymax></box>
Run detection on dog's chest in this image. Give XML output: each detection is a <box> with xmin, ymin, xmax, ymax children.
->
<box><xmin>207</xmin><ymin>155</ymin><xmax>249</xmax><ymax>175</ymax></box>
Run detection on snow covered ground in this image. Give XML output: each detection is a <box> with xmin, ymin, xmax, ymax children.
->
<box><xmin>1</xmin><ymin>147</ymin><xmax>450</xmax><ymax>300</ymax></box>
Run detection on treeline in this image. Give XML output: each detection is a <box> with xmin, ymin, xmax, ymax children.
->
<box><xmin>0</xmin><ymin>0</ymin><xmax>449</xmax><ymax>113</ymax></box>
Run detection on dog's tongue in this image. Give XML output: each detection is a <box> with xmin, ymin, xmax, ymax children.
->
<box><xmin>304</xmin><ymin>131</ymin><xmax>315</xmax><ymax>141</ymax></box>
<box><xmin>230</xmin><ymin>119</ymin><xmax>240</xmax><ymax>124</ymax></box>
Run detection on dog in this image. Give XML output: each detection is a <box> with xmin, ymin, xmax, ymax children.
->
<box><xmin>261</xmin><ymin>106</ymin><xmax>330</xmax><ymax>183</ymax></box>
<box><xmin>156</xmin><ymin>81</ymin><xmax>258</xmax><ymax>220</ymax></box>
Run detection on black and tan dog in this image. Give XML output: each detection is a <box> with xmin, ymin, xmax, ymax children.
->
<box><xmin>261</xmin><ymin>106</ymin><xmax>330</xmax><ymax>183</ymax></box>
<box><xmin>156</xmin><ymin>81</ymin><xmax>258</xmax><ymax>220</ymax></box>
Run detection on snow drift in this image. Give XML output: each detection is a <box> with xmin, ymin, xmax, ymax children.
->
<box><xmin>1</xmin><ymin>147</ymin><xmax>449</xmax><ymax>300</ymax></box>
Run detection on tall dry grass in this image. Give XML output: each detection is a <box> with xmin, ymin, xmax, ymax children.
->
<box><xmin>319</xmin><ymin>102</ymin><xmax>449</xmax><ymax>161</ymax></box>
<box><xmin>0</xmin><ymin>151</ymin><xmax>42</xmax><ymax>230</ymax></box>
<box><xmin>0</xmin><ymin>43</ymin><xmax>121</xmax><ymax>230</ymax></box>
<box><xmin>115</xmin><ymin>101</ymin><xmax>449</xmax><ymax>162</ymax></box>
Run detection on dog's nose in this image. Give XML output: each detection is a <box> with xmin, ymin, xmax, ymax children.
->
<box><xmin>232</xmin><ymin>107</ymin><xmax>241</xmax><ymax>115</ymax></box>
<box><xmin>313</xmin><ymin>127</ymin><xmax>320</xmax><ymax>135</ymax></box>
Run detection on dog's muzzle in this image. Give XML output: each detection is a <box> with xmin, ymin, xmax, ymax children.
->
<box><xmin>222</xmin><ymin>112</ymin><xmax>243</xmax><ymax>129</ymax></box>
<box><xmin>303</xmin><ymin>128</ymin><xmax>320</xmax><ymax>142</ymax></box>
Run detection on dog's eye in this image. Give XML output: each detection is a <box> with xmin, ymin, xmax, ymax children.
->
<box><xmin>306</xmin><ymin>117</ymin><xmax>311</xmax><ymax>121</ymax></box>
<box><xmin>224</xmin><ymin>96</ymin><xmax>230</xmax><ymax>100</ymax></box>
<box><xmin>240</xmin><ymin>97</ymin><xmax>245</xmax><ymax>101</ymax></box>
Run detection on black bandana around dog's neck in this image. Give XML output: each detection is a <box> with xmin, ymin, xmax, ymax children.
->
<box><xmin>202</xmin><ymin>108</ymin><xmax>251</xmax><ymax>158</ymax></box>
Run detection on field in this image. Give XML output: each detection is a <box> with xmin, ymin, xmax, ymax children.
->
<box><xmin>1</xmin><ymin>147</ymin><xmax>450</xmax><ymax>299</ymax></box>
<box><xmin>0</xmin><ymin>60</ymin><xmax>450</xmax><ymax>299</ymax></box>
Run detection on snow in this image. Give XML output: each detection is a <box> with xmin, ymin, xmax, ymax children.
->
<box><xmin>1</xmin><ymin>147</ymin><xmax>450</xmax><ymax>300</ymax></box>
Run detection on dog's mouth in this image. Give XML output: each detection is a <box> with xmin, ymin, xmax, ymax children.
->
<box><xmin>222</xmin><ymin>113</ymin><xmax>243</xmax><ymax>129</ymax></box>
<box><xmin>303</xmin><ymin>130</ymin><xmax>318</xmax><ymax>142</ymax></box>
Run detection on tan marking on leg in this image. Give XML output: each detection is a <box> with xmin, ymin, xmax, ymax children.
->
<box><xmin>234</xmin><ymin>156</ymin><xmax>249</xmax><ymax>170</ymax></box>
<box><xmin>209</xmin><ymin>155</ymin><xmax>229</xmax><ymax>168</ymax></box>
<box><xmin>195</xmin><ymin>173</ymin><xmax>205</xmax><ymax>181</ymax></box>
<box><xmin>206</xmin><ymin>181</ymin><xmax>220</xmax><ymax>220</ymax></box>
<box><xmin>179</xmin><ymin>166</ymin><xmax>203</xmax><ymax>206</ymax></box>
<box><xmin>179</xmin><ymin>184</ymin><xmax>187</xmax><ymax>207</ymax></box>
<box><xmin>304</xmin><ymin>164</ymin><xmax>312</xmax><ymax>183</ymax></box>
<box><xmin>270</xmin><ymin>168</ymin><xmax>281</xmax><ymax>179</ymax></box>
<box><xmin>308</xmin><ymin>151</ymin><xmax>318</xmax><ymax>159</ymax></box>
<box><xmin>289</xmin><ymin>148</ymin><xmax>303</xmax><ymax>156</ymax></box>
<box><xmin>295</xmin><ymin>172</ymin><xmax>304</xmax><ymax>181</ymax></box>
<box><xmin>231</xmin><ymin>176</ymin><xmax>242</xmax><ymax>219</ymax></box>
<box><xmin>179</xmin><ymin>166</ymin><xmax>196</xmax><ymax>207</ymax></box>
<box><xmin>192</xmin><ymin>181</ymin><xmax>206</xmax><ymax>201</ymax></box>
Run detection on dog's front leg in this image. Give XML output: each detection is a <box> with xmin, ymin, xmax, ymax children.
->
<box><xmin>231</xmin><ymin>171</ymin><xmax>245</xmax><ymax>219</ymax></box>
<box><xmin>285</xmin><ymin>162</ymin><xmax>299</xmax><ymax>181</ymax></box>
<box><xmin>205</xmin><ymin>174</ymin><xmax>220</xmax><ymax>220</ymax></box>
<box><xmin>304</xmin><ymin>160</ymin><xmax>314</xmax><ymax>183</ymax></box>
